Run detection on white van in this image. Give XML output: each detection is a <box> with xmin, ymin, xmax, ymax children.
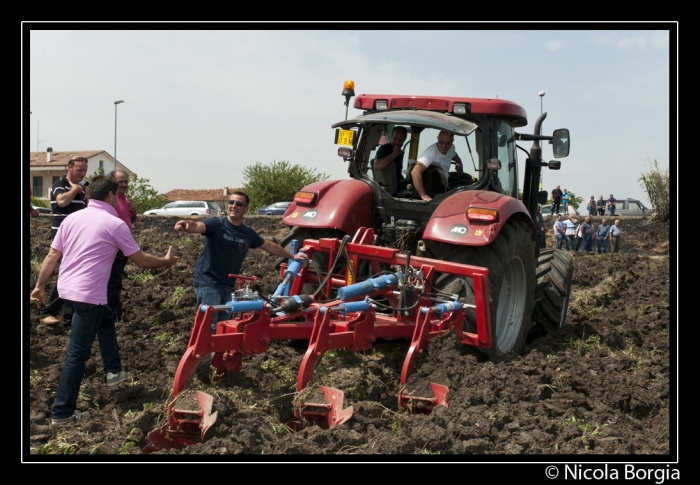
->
<box><xmin>143</xmin><ymin>201</ymin><xmax>220</xmax><ymax>217</ymax></box>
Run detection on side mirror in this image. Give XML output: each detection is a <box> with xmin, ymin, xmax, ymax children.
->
<box><xmin>536</xmin><ymin>191</ymin><xmax>548</xmax><ymax>204</ymax></box>
<box><xmin>498</xmin><ymin>134</ymin><xmax>507</xmax><ymax>147</ymax></box>
<box><xmin>552</xmin><ymin>129</ymin><xmax>570</xmax><ymax>158</ymax></box>
<box><xmin>548</xmin><ymin>160</ymin><xmax>561</xmax><ymax>170</ymax></box>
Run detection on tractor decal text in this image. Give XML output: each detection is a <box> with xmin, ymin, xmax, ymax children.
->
<box><xmin>449</xmin><ymin>224</ymin><xmax>468</xmax><ymax>237</ymax></box>
<box><xmin>303</xmin><ymin>210</ymin><xmax>318</xmax><ymax>219</ymax></box>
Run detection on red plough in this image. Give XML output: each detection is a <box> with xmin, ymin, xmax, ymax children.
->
<box><xmin>144</xmin><ymin>228</ymin><xmax>491</xmax><ymax>452</ymax></box>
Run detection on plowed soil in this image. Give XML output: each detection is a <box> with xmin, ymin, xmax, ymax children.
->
<box><xmin>25</xmin><ymin>214</ymin><xmax>672</xmax><ymax>460</ymax></box>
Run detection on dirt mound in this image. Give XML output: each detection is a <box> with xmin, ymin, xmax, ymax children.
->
<box><xmin>25</xmin><ymin>214</ymin><xmax>672</xmax><ymax>459</ymax></box>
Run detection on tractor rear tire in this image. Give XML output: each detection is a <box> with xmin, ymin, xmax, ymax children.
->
<box><xmin>434</xmin><ymin>219</ymin><xmax>536</xmax><ymax>357</ymax></box>
<box><xmin>532</xmin><ymin>249</ymin><xmax>574</xmax><ymax>329</ymax></box>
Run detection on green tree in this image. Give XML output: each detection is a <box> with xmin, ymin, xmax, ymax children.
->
<box><xmin>85</xmin><ymin>168</ymin><xmax>166</xmax><ymax>214</ymax></box>
<box><xmin>242</xmin><ymin>160</ymin><xmax>329</xmax><ymax>212</ymax></box>
<box><xmin>638</xmin><ymin>157</ymin><xmax>669</xmax><ymax>222</ymax></box>
<box><xmin>566</xmin><ymin>191</ymin><xmax>583</xmax><ymax>210</ymax></box>
<box><xmin>126</xmin><ymin>172</ymin><xmax>167</xmax><ymax>214</ymax></box>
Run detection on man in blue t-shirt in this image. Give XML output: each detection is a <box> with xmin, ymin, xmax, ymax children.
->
<box><xmin>373</xmin><ymin>126</ymin><xmax>408</xmax><ymax>191</ymax></box>
<box><xmin>174</xmin><ymin>191</ymin><xmax>307</xmax><ymax>333</ymax></box>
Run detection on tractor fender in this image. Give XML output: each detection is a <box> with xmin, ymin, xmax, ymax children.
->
<box><xmin>282</xmin><ymin>179</ymin><xmax>373</xmax><ymax>236</ymax></box>
<box><xmin>423</xmin><ymin>190</ymin><xmax>538</xmax><ymax>249</ymax></box>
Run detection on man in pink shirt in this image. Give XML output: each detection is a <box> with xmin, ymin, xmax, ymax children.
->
<box><xmin>107</xmin><ymin>170</ymin><xmax>137</xmax><ymax>320</ymax></box>
<box><xmin>31</xmin><ymin>174</ymin><xmax>180</xmax><ymax>425</ymax></box>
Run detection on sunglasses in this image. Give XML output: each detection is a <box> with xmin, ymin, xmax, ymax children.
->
<box><xmin>437</xmin><ymin>140</ymin><xmax>453</xmax><ymax>147</ymax></box>
<box><xmin>228</xmin><ymin>200</ymin><xmax>248</xmax><ymax>207</ymax></box>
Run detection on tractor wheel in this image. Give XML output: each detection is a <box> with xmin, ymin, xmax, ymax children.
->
<box><xmin>434</xmin><ymin>219</ymin><xmax>536</xmax><ymax>357</ymax></box>
<box><xmin>281</xmin><ymin>227</ymin><xmax>347</xmax><ymax>300</ymax></box>
<box><xmin>532</xmin><ymin>249</ymin><xmax>574</xmax><ymax>329</ymax></box>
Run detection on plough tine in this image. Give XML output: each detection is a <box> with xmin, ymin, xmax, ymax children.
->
<box><xmin>398</xmin><ymin>383</ymin><xmax>449</xmax><ymax>414</ymax></box>
<box><xmin>288</xmin><ymin>386</ymin><xmax>354</xmax><ymax>432</ymax></box>
<box><xmin>143</xmin><ymin>391</ymin><xmax>218</xmax><ymax>453</ymax></box>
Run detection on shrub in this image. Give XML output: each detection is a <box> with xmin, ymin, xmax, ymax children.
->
<box><xmin>638</xmin><ymin>158</ymin><xmax>669</xmax><ymax>222</ymax></box>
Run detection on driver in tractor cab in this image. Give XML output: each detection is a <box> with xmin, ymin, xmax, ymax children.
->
<box><xmin>410</xmin><ymin>130</ymin><xmax>464</xmax><ymax>201</ymax></box>
<box><xmin>372</xmin><ymin>126</ymin><xmax>408</xmax><ymax>192</ymax></box>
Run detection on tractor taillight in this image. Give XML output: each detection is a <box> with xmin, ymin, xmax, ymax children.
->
<box><xmin>467</xmin><ymin>207</ymin><xmax>499</xmax><ymax>222</ymax></box>
<box><xmin>294</xmin><ymin>191</ymin><xmax>317</xmax><ymax>205</ymax></box>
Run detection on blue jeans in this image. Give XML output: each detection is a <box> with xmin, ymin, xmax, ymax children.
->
<box><xmin>609</xmin><ymin>206</ymin><xmax>616</xmax><ymax>216</ymax></box>
<box><xmin>556</xmin><ymin>233</ymin><xmax>569</xmax><ymax>250</ymax></box>
<box><xmin>195</xmin><ymin>285</ymin><xmax>232</xmax><ymax>334</ymax></box>
<box><xmin>581</xmin><ymin>235</ymin><xmax>593</xmax><ymax>252</ymax></box>
<box><xmin>597</xmin><ymin>236</ymin><xmax>608</xmax><ymax>254</ymax></box>
<box><xmin>52</xmin><ymin>301</ymin><xmax>121</xmax><ymax>420</ymax></box>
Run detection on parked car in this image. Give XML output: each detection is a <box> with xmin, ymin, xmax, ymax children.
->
<box><xmin>611</xmin><ymin>198</ymin><xmax>651</xmax><ymax>217</ymax></box>
<box><xmin>143</xmin><ymin>201</ymin><xmax>220</xmax><ymax>217</ymax></box>
<box><xmin>257</xmin><ymin>201</ymin><xmax>291</xmax><ymax>215</ymax></box>
<box><xmin>541</xmin><ymin>204</ymin><xmax>578</xmax><ymax>217</ymax></box>
<box><xmin>32</xmin><ymin>205</ymin><xmax>51</xmax><ymax>215</ymax></box>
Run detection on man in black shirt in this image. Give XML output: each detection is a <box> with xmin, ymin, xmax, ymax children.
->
<box><xmin>551</xmin><ymin>185</ymin><xmax>563</xmax><ymax>215</ymax></box>
<box><xmin>40</xmin><ymin>156</ymin><xmax>89</xmax><ymax>326</ymax></box>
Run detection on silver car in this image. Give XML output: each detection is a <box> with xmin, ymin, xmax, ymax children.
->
<box><xmin>609</xmin><ymin>198</ymin><xmax>651</xmax><ymax>217</ymax></box>
<box><xmin>143</xmin><ymin>200</ymin><xmax>220</xmax><ymax>217</ymax></box>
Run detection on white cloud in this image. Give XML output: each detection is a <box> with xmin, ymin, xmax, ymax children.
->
<box><xmin>544</xmin><ymin>39</ymin><xmax>568</xmax><ymax>51</ymax></box>
<box><xmin>618</xmin><ymin>36</ymin><xmax>646</xmax><ymax>49</ymax></box>
<box><xmin>650</xmin><ymin>32</ymin><xmax>669</xmax><ymax>49</ymax></box>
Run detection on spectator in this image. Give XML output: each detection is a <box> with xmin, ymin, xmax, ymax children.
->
<box><xmin>596</xmin><ymin>195</ymin><xmax>606</xmax><ymax>216</ymax></box>
<box><xmin>107</xmin><ymin>170</ymin><xmax>138</xmax><ymax>321</ymax></box>
<box><xmin>580</xmin><ymin>216</ymin><xmax>595</xmax><ymax>253</ymax></box>
<box><xmin>609</xmin><ymin>219</ymin><xmax>622</xmax><ymax>253</ymax></box>
<box><xmin>30</xmin><ymin>174</ymin><xmax>180</xmax><ymax>425</ymax></box>
<box><xmin>562</xmin><ymin>189</ymin><xmax>570</xmax><ymax>214</ymax></box>
<box><xmin>587</xmin><ymin>196</ymin><xmax>597</xmax><ymax>216</ymax></box>
<box><xmin>39</xmin><ymin>156</ymin><xmax>89</xmax><ymax>327</ymax></box>
<box><xmin>551</xmin><ymin>185</ymin><xmax>563</xmax><ymax>215</ymax></box>
<box><xmin>574</xmin><ymin>219</ymin><xmax>584</xmax><ymax>252</ymax></box>
<box><xmin>607</xmin><ymin>194</ymin><xmax>617</xmax><ymax>216</ymax></box>
<box><xmin>534</xmin><ymin>205</ymin><xmax>547</xmax><ymax>249</ymax></box>
<box><xmin>174</xmin><ymin>191</ymin><xmax>308</xmax><ymax>334</ymax></box>
<box><xmin>30</xmin><ymin>185</ymin><xmax>39</xmax><ymax>218</ymax></box>
<box><xmin>410</xmin><ymin>131</ymin><xmax>463</xmax><ymax>201</ymax></box>
<box><xmin>596</xmin><ymin>218</ymin><xmax>611</xmax><ymax>254</ymax></box>
<box><xmin>373</xmin><ymin>127</ymin><xmax>408</xmax><ymax>192</ymax></box>
<box><xmin>565</xmin><ymin>215</ymin><xmax>577</xmax><ymax>250</ymax></box>
<box><xmin>554</xmin><ymin>214</ymin><xmax>569</xmax><ymax>250</ymax></box>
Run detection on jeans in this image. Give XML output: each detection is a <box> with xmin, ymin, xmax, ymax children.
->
<box><xmin>552</xmin><ymin>201</ymin><xmax>561</xmax><ymax>214</ymax></box>
<box><xmin>597</xmin><ymin>236</ymin><xmax>608</xmax><ymax>254</ymax></box>
<box><xmin>107</xmin><ymin>250</ymin><xmax>128</xmax><ymax>320</ymax></box>
<box><xmin>609</xmin><ymin>206</ymin><xmax>616</xmax><ymax>216</ymax></box>
<box><xmin>555</xmin><ymin>233</ymin><xmax>569</xmax><ymax>250</ymax></box>
<box><xmin>51</xmin><ymin>301</ymin><xmax>121</xmax><ymax>419</ymax></box>
<box><xmin>195</xmin><ymin>285</ymin><xmax>232</xmax><ymax>334</ymax></box>
<box><xmin>537</xmin><ymin>231</ymin><xmax>546</xmax><ymax>249</ymax></box>
<box><xmin>582</xmin><ymin>235</ymin><xmax>593</xmax><ymax>252</ymax></box>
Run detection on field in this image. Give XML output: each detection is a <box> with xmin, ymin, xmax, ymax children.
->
<box><xmin>25</xmin><ymin>214</ymin><xmax>672</xmax><ymax>460</ymax></box>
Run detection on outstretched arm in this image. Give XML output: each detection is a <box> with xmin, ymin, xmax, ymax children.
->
<box><xmin>260</xmin><ymin>240</ymin><xmax>308</xmax><ymax>261</ymax></box>
<box><xmin>174</xmin><ymin>220</ymin><xmax>207</xmax><ymax>234</ymax></box>
<box><xmin>128</xmin><ymin>246</ymin><xmax>180</xmax><ymax>269</ymax></box>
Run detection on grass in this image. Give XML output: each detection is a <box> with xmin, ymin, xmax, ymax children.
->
<box><xmin>261</xmin><ymin>359</ymin><xmax>296</xmax><ymax>385</ymax></box>
<box><xmin>567</xmin><ymin>332</ymin><xmax>601</xmax><ymax>354</ymax></box>
<box><xmin>128</xmin><ymin>270</ymin><xmax>153</xmax><ymax>283</ymax></box>
<box><xmin>30</xmin><ymin>369</ymin><xmax>41</xmax><ymax>387</ymax></box>
<box><xmin>40</xmin><ymin>431</ymin><xmax>79</xmax><ymax>455</ymax></box>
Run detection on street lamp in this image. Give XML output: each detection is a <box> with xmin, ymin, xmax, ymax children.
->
<box><xmin>538</xmin><ymin>91</ymin><xmax>546</xmax><ymax>114</ymax></box>
<box><xmin>114</xmin><ymin>99</ymin><xmax>124</xmax><ymax>171</ymax></box>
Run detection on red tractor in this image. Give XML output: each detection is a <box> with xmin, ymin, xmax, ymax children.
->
<box><xmin>144</xmin><ymin>81</ymin><xmax>574</xmax><ymax>452</ymax></box>
<box><xmin>281</xmin><ymin>81</ymin><xmax>574</xmax><ymax>355</ymax></box>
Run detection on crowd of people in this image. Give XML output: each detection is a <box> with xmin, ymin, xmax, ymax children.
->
<box><xmin>29</xmin><ymin>166</ymin><xmax>305</xmax><ymax>426</ymax></box>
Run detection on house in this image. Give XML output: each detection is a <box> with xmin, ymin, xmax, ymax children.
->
<box><xmin>29</xmin><ymin>148</ymin><xmax>133</xmax><ymax>200</ymax></box>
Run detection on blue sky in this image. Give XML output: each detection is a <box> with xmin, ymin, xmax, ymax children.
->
<box><xmin>25</xmin><ymin>26</ymin><xmax>674</xmax><ymax>207</ymax></box>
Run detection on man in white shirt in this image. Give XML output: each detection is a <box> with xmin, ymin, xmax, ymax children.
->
<box><xmin>411</xmin><ymin>131</ymin><xmax>463</xmax><ymax>201</ymax></box>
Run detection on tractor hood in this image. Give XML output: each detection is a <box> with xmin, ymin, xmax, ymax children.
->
<box><xmin>332</xmin><ymin>110</ymin><xmax>478</xmax><ymax>136</ymax></box>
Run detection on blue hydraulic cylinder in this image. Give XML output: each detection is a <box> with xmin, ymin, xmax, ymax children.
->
<box><xmin>337</xmin><ymin>274</ymin><xmax>399</xmax><ymax>300</ymax></box>
<box><xmin>272</xmin><ymin>246</ymin><xmax>307</xmax><ymax>298</ymax></box>
<box><xmin>200</xmin><ymin>300</ymin><xmax>265</xmax><ymax>313</ymax></box>
<box><xmin>320</xmin><ymin>298</ymin><xmax>371</xmax><ymax>315</ymax></box>
<box><xmin>420</xmin><ymin>301</ymin><xmax>462</xmax><ymax>317</ymax></box>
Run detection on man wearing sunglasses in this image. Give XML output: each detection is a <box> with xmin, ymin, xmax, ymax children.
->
<box><xmin>174</xmin><ymin>191</ymin><xmax>307</xmax><ymax>334</ymax></box>
<box><xmin>410</xmin><ymin>131</ymin><xmax>463</xmax><ymax>201</ymax></box>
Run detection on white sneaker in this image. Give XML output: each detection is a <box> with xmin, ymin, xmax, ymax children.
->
<box><xmin>107</xmin><ymin>370</ymin><xmax>128</xmax><ymax>387</ymax></box>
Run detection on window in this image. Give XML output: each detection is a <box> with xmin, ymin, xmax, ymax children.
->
<box><xmin>52</xmin><ymin>175</ymin><xmax>61</xmax><ymax>185</ymax></box>
<box><xmin>494</xmin><ymin>121</ymin><xmax>516</xmax><ymax>197</ymax></box>
<box><xmin>99</xmin><ymin>160</ymin><xmax>104</xmax><ymax>170</ymax></box>
<box><xmin>32</xmin><ymin>176</ymin><xmax>43</xmax><ymax>199</ymax></box>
